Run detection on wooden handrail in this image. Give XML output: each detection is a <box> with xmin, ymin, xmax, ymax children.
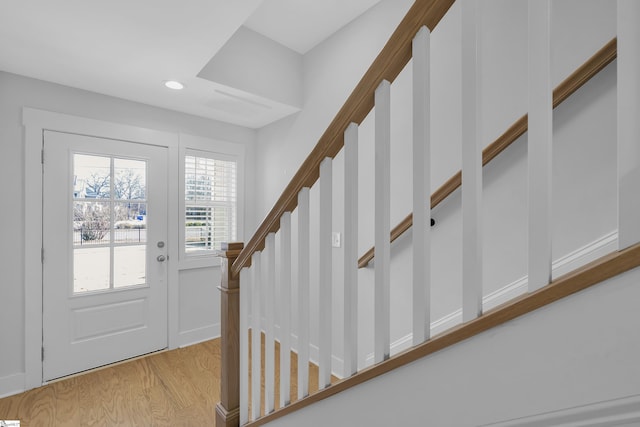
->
<box><xmin>231</xmin><ymin>0</ymin><xmax>457</xmax><ymax>279</ymax></box>
<box><xmin>358</xmin><ymin>37</ymin><xmax>618</xmax><ymax>268</ymax></box>
<box><xmin>247</xmin><ymin>241</ymin><xmax>640</xmax><ymax>426</ymax></box>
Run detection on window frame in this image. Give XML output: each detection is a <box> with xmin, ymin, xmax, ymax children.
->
<box><xmin>178</xmin><ymin>134</ymin><xmax>244</xmax><ymax>269</ymax></box>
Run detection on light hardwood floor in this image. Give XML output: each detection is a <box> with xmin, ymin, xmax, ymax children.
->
<box><xmin>0</xmin><ymin>340</ymin><xmax>221</xmax><ymax>426</ymax></box>
<box><xmin>0</xmin><ymin>337</ymin><xmax>335</xmax><ymax>426</ymax></box>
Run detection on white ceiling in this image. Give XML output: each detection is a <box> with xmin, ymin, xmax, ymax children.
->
<box><xmin>245</xmin><ymin>0</ymin><xmax>382</xmax><ymax>54</ymax></box>
<box><xmin>0</xmin><ymin>0</ymin><xmax>381</xmax><ymax>128</ymax></box>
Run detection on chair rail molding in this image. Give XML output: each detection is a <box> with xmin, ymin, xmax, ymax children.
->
<box><xmin>481</xmin><ymin>394</ymin><xmax>640</xmax><ymax>427</ymax></box>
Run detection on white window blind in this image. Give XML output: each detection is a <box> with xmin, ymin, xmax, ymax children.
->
<box><xmin>185</xmin><ymin>153</ymin><xmax>237</xmax><ymax>253</ymax></box>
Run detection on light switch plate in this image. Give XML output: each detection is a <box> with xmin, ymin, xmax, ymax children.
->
<box><xmin>332</xmin><ymin>232</ymin><xmax>341</xmax><ymax>248</ymax></box>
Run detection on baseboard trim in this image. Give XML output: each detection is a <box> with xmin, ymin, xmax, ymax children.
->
<box><xmin>365</xmin><ymin>231</ymin><xmax>618</xmax><ymax>366</ymax></box>
<box><xmin>0</xmin><ymin>373</ymin><xmax>26</xmax><ymax>399</ymax></box>
<box><xmin>481</xmin><ymin>394</ymin><xmax>640</xmax><ymax>426</ymax></box>
<box><xmin>551</xmin><ymin>231</ymin><xmax>618</xmax><ymax>279</ymax></box>
<box><xmin>178</xmin><ymin>323</ymin><xmax>221</xmax><ymax>348</ymax></box>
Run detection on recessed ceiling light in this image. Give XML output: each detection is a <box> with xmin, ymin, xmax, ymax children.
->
<box><xmin>164</xmin><ymin>80</ymin><xmax>185</xmax><ymax>90</ymax></box>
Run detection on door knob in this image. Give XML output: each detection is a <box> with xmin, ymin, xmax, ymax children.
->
<box><xmin>157</xmin><ymin>255</ymin><xmax>166</xmax><ymax>262</ymax></box>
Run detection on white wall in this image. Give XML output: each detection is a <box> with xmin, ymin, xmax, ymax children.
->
<box><xmin>254</xmin><ymin>0</ymin><xmax>415</xmax><ymax>224</ymax></box>
<box><xmin>198</xmin><ymin>26</ymin><xmax>303</xmax><ymax>109</ymax></box>
<box><xmin>265</xmin><ymin>265</ymin><xmax>640</xmax><ymax>427</ymax></box>
<box><xmin>0</xmin><ymin>71</ymin><xmax>256</xmax><ymax>396</ymax></box>
<box><xmin>253</xmin><ymin>0</ymin><xmax>617</xmax><ymax>376</ymax></box>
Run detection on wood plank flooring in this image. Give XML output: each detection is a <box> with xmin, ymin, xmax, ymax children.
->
<box><xmin>0</xmin><ymin>340</ymin><xmax>221</xmax><ymax>426</ymax></box>
<box><xmin>0</xmin><ymin>337</ymin><xmax>337</xmax><ymax>426</ymax></box>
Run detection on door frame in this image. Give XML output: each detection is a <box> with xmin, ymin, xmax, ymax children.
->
<box><xmin>23</xmin><ymin>108</ymin><xmax>180</xmax><ymax>389</ymax></box>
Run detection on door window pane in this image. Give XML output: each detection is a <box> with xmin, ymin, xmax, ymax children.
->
<box><xmin>114</xmin><ymin>246</ymin><xmax>146</xmax><ymax>288</ymax></box>
<box><xmin>72</xmin><ymin>154</ymin><xmax>149</xmax><ymax>294</ymax></box>
<box><xmin>74</xmin><ymin>247</ymin><xmax>110</xmax><ymax>292</ymax></box>
<box><xmin>114</xmin><ymin>158</ymin><xmax>146</xmax><ymax>200</ymax></box>
<box><xmin>74</xmin><ymin>154</ymin><xmax>111</xmax><ymax>199</ymax></box>
<box><xmin>114</xmin><ymin>202</ymin><xmax>147</xmax><ymax>244</ymax></box>
<box><xmin>73</xmin><ymin>201</ymin><xmax>111</xmax><ymax>246</ymax></box>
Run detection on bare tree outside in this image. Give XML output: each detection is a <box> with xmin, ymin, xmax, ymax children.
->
<box><xmin>74</xmin><ymin>157</ymin><xmax>147</xmax><ymax>242</ymax></box>
<box><xmin>74</xmin><ymin>202</ymin><xmax>110</xmax><ymax>242</ymax></box>
<box><xmin>83</xmin><ymin>171</ymin><xmax>110</xmax><ymax>198</ymax></box>
<box><xmin>114</xmin><ymin>169</ymin><xmax>145</xmax><ymax>201</ymax></box>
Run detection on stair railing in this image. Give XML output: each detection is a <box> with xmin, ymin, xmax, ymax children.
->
<box><xmin>358</xmin><ymin>37</ymin><xmax>617</xmax><ymax>268</ymax></box>
<box><xmin>215</xmin><ymin>1</ymin><xmax>640</xmax><ymax>426</ymax></box>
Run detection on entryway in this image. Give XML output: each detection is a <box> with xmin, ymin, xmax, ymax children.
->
<box><xmin>42</xmin><ymin>130</ymin><xmax>169</xmax><ymax>381</ymax></box>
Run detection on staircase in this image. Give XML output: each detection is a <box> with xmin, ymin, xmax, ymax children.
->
<box><xmin>215</xmin><ymin>1</ymin><xmax>640</xmax><ymax>426</ymax></box>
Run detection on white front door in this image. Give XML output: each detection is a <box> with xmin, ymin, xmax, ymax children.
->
<box><xmin>42</xmin><ymin>130</ymin><xmax>168</xmax><ymax>381</ymax></box>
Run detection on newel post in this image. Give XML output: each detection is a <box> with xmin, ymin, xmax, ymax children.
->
<box><xmin>216</xmin><ymin>242</ymin><xmax>244</xmax><ymax>427</ymax></box>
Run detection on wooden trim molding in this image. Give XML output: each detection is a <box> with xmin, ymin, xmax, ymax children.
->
<box><xmin>231</xmin><ymin>0</ymin><xmax>457</xmax><ymax>279</ymax></box>
<box><xmin>485</xmin><ymin>394</ymin><xmax>640</xmax><ymax>426</ymax></box>
<box><xmin>247</xmin><ymin>242</ymin><xmax>640</xmax><ymax>426</ymax></box>
<box><xmin>358</xmin><ymin>37</ymin><xmax>617</xmax><ymax>268</ymax></box>
<box><xmin>552</xmin><ymin>38</ymin><xmax>617</xmax><ymax>109</ymax></box>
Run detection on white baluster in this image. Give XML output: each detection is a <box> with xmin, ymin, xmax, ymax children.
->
<box><xmin>461</xmin><ymin>0</ymin><xmax>483</xmax><ymax>322</ymax></box>
<box><xmin>264</xmin><ymin>233</ymin><xmax>276</xmax><ymax>413</ymax></box>
<box><xmin>251</xmin><ymin>252</ymin><xmax>261</xmax><ymax>421</ymax></box>
<box><xmin>374</xmin><ymin>79</ymin><xmax>391</xmax><ymax>363</ymax></box>
<box><xmin>279</xmin><ymin>213</ymin><xmax>292</xmax><ymax>407</ymax></box>
<box><xmin>319</xmin><ymin>157</ymin><xmax>333</xmax><ymax>389</ymax></box>
<box><xmin>344</xmin><ymin>123</ymin><xmax>359</xmax><ymax>376</ymax></box>
<box><xmin>618</xmin><ymin>0</ymin><xmax>640</xmax><ymax>250</ymax></box>
<box><xmin>239</xmin><ymin>267</ymin><xmax>249</xmax><ymax>425</ymax></box>
<box><xmin>528</xmin><ymin>0</ymin><xmax>552</xmax><ymax>291</ymax></box>
<box><xmin>412</xmin><ymin>26</ymin><xmax>432</xmax><ymax>344</ymax></box>
<box><xmin>297</xmin><ymin>188</ymin><xmax>311</xmax><ymax>399</ymax></box>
